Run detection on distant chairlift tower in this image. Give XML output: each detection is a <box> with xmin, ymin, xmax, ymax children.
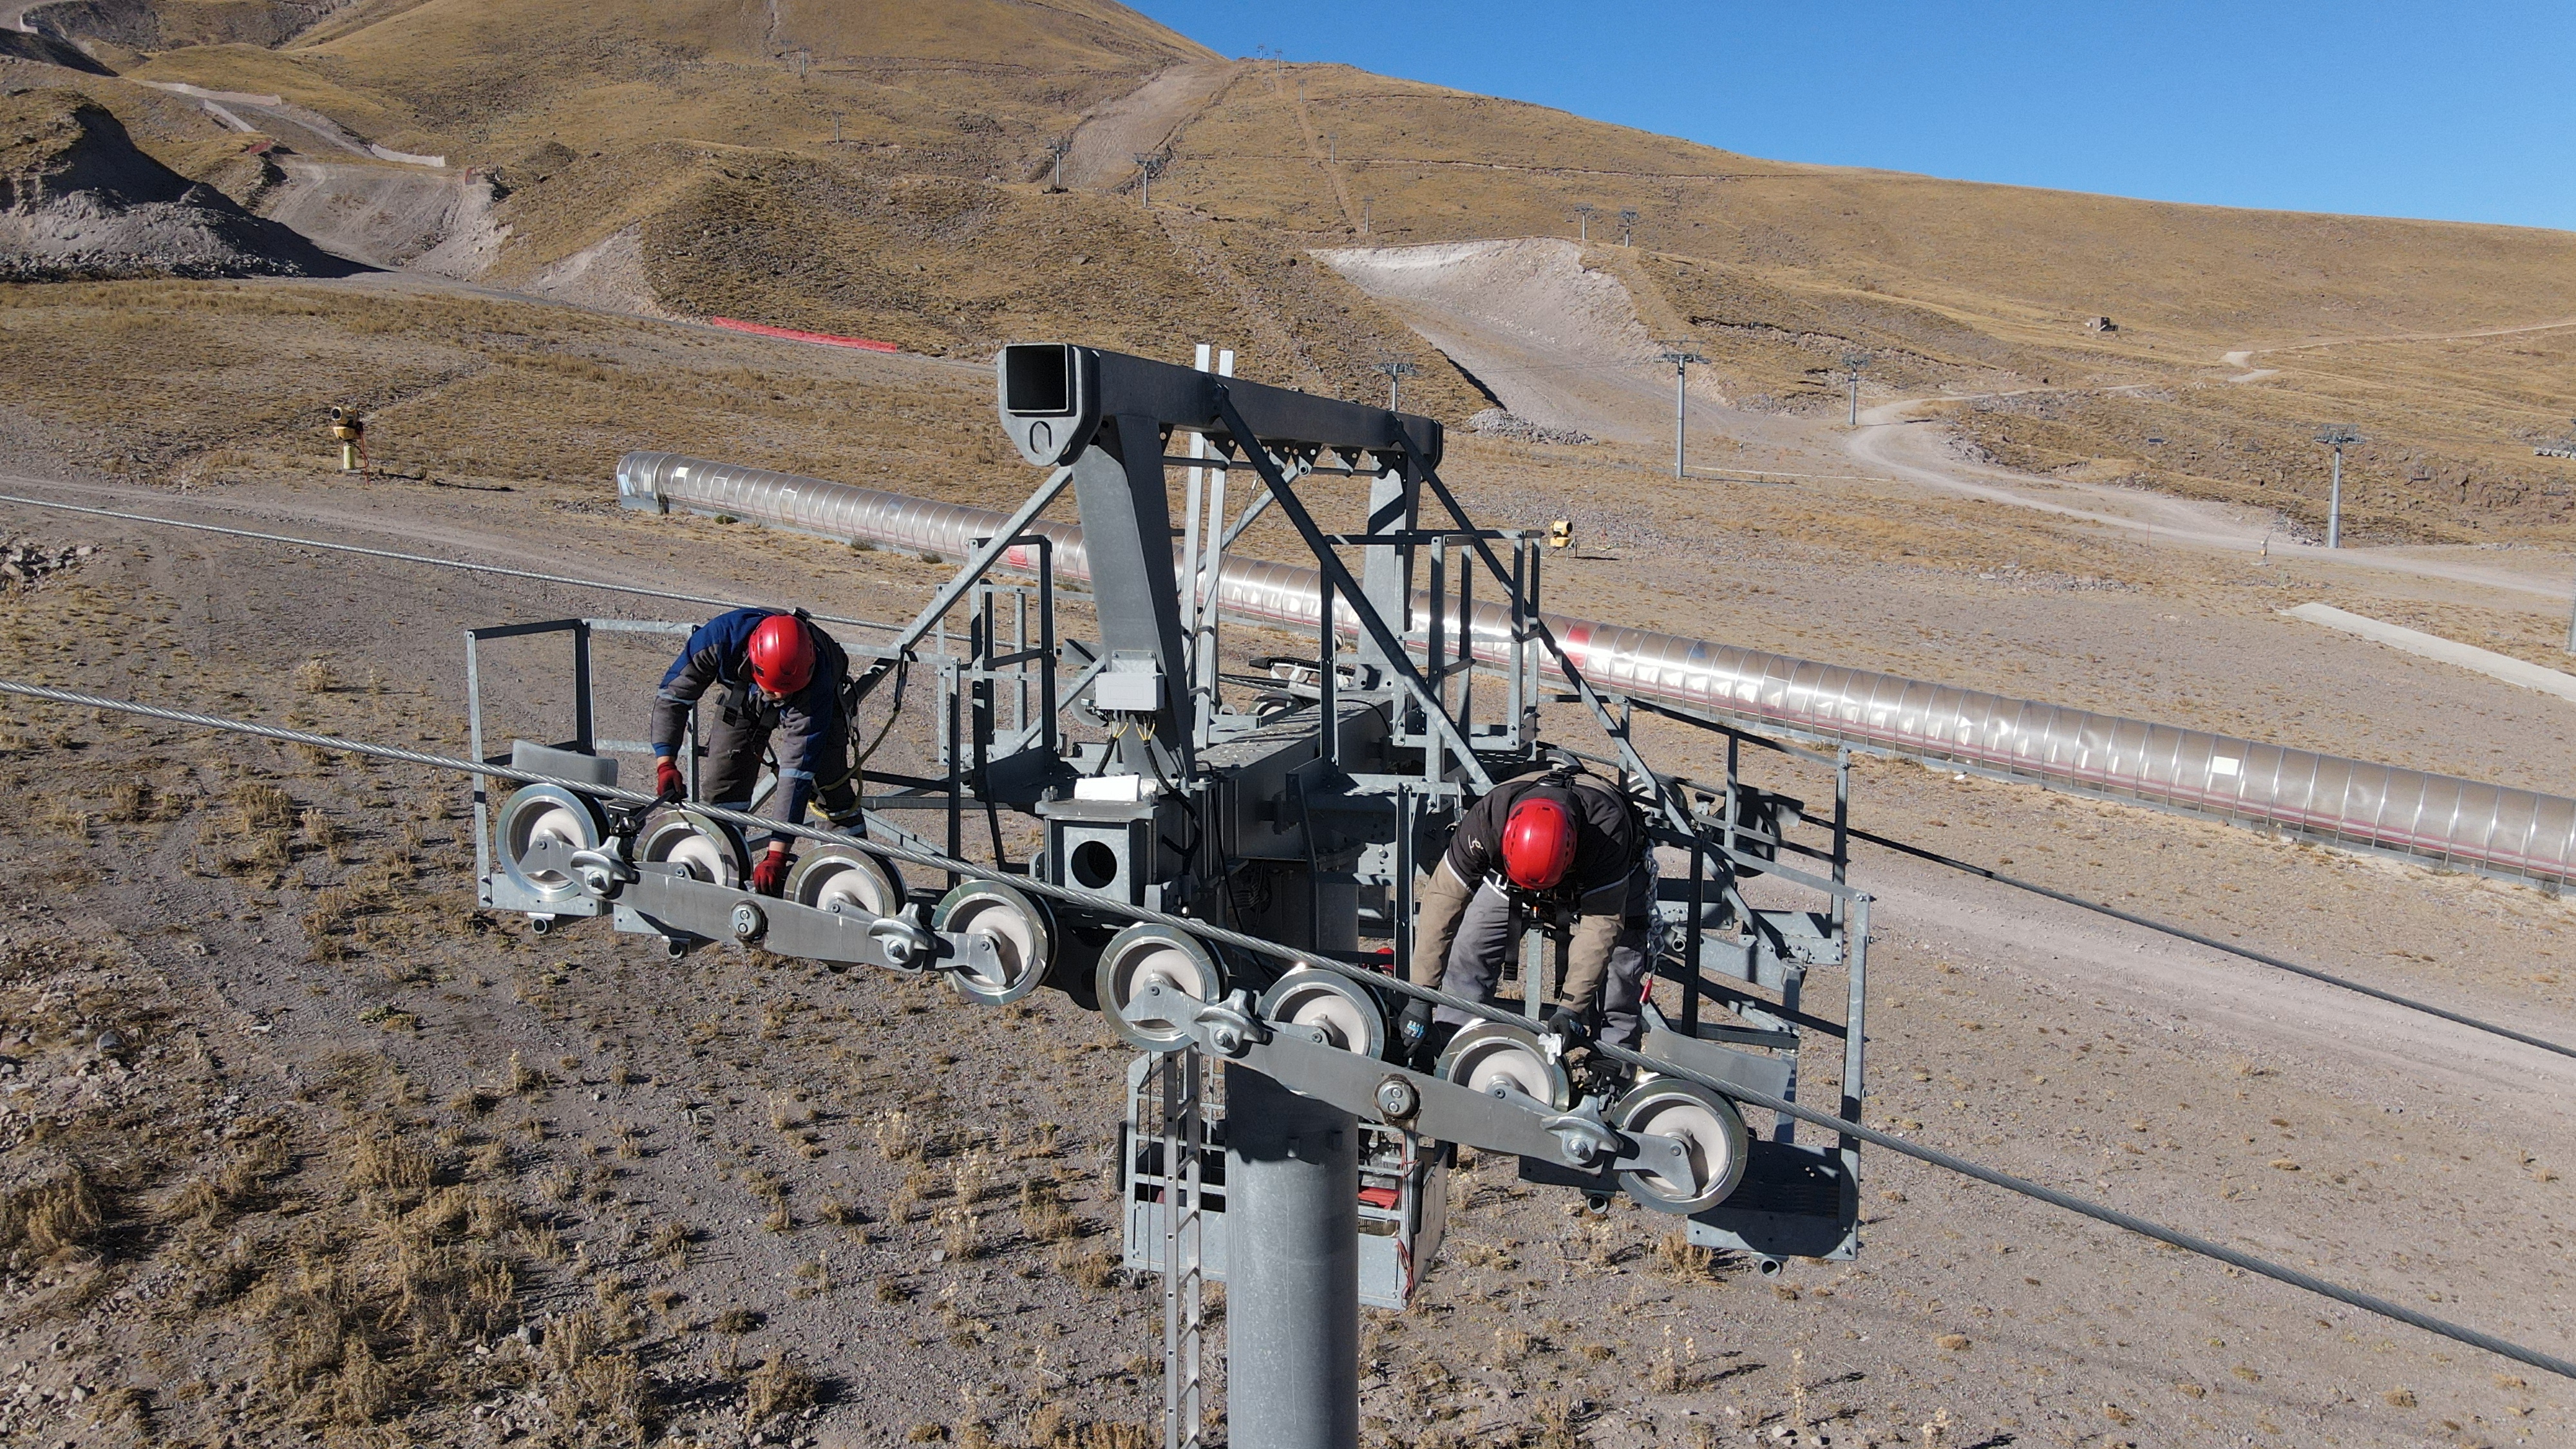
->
<box><xmin>1841</xmin><ymin>351</ymin><xmax>1870</xmax><ymax>428</ymax></box>
<box><xmin>1135</xmin><ymin>151</ymin><xmax>1170</xmax><ymax>207</ymax></box>
<box><xmin>2316</xmin><ymin>424</ymin><xmax>2362</xmax><ymax>549</ymax></box>
<box><xmin>1618</xmin><ymin>206</ymin><xmax>1639</xmax><ymax>247</ymax></box>
<box><xmin>1373</xmin><ymin>359</ymin><xmax>1419</xmax><ymax>412</ymax></box>
<box><xmin>1659</xmin><ymin>346</ymin><xmax>1706</xmax><ymax>480</ymax></box>
<box><xmin>1572</xmin><ymin>203</ymin><xmax>1597</xmax><ymax>244</ymax></box>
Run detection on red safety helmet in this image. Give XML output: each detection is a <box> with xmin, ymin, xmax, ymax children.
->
<box><xmin>746</xmin><ymin>612</ymin><xmax>815</xmax><ymax>697</ymax></box>
<box><xmin>1499</xmin><ymin>795</ymin><xmax>1578</xmax><ymax>891</ymax></box>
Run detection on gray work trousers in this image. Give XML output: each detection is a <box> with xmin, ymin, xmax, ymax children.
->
<box><xmin>1429</xmin><ymin>877</ymin><xmax>1653</xmax><ymax>1049</ymax></box>
<box><xmin>701</xmin><ymin>707</ymin><xmax>858</xmax><ymax>824</ymax></box>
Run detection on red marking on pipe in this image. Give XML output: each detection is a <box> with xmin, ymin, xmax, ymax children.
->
<box><xmin>1562</xmin><ymin>623</ymin><xmax>1595</xmax><ymax>667</ymax></box>
<box><xmin>706</xmin><ymin>317</ymin><xmax>899</xmax><ymax>354</ymax></box>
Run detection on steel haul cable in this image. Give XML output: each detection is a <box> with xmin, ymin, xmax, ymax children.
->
<box><xmin>1848</xmin><ymin>824</ymin><xmax>2576</xmax><ymax>1061</ymax></box>
<box><xmin>30</xmin><ymin>477</ymin><xmax>2553</xmax><ymax>1056</ymax></box>
<box><xmin>0</xmin><ymin>490</ymin><xmax>904</xmax><ymax>634</ymax></box>
<box><xmin>1</xmin><ymin>675</ymin><xmax>2570</xmax><ymax>1384</ymax></box>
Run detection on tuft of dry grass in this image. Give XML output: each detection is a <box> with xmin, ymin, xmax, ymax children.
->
<box><xmin>234</xmin><ymin>781</ymin><xmax>295</xmax><ymax>831</ymax></box>
<box><xmin>650</xmin><ymin>1220</ymin><xmax>693</xmax><ymax>1264</ymax></box>
<box><xmin>874</xmin><ymin>1107</ymin><xmax>924</xmax><ymax>1161</ymax></box>
<box><xmin>40</xmin><ymin>798</ymin><xmax>91</xmax><ymax>840</ymax></box>
<box><xmin>104</xmin><ymin>779</ymin><xmax>150</xmax><ymax>822</ymax></box>
<box><xmin>299</xmin><ymin>806</ymin><xmax>345</xmax><ymax>862</ymax></box>
<box><xmin>1</xmin><ymin>1166</ymin><xmax>104</xmax><ymax>1259</ymax></box>
<box><xmin>950</xmin><ymin>1151</ymin><xmax>992</xmax><ymax>1207</ymax></box>
<box><xmin>1018</xmin><ymin>1179</ymin><xmax>1081</xmax><ymax>1242</ymax></box>
<box><xmin>940</xmin><ymin>1208</ymin><xmax>983</xmax><ymax>1261</ymax></box>
<box><xmin>570</xmin><ymin>1351</ymin><xmax>648</xmax><ymax>1436</ymax></box>
<box><xmin>1651</xmin><ymin>1229</ymin><xmax>1718</xmax><ymax>1282</ymax></box>
<box><xmin>1645</xmin><ymin>1324</ymin><xmax>1700</xmax><ymax>1394</ymax></box>
<box><xmin>328</xmin><ymin>1338</ymin><xmax>392</xmax><ymax>1425</ymax></box>
<box><xmin>294</xmin><ymin>658</ymin><xmax>341</xmax><ymax>694</ymax></box>
<box><xmin>1055</xmin><ymin>1244</ymin><xmax>1117</xmax><ymax>1290</ymax></box>
<box><xmin>345</xmin><ymin>1134</ymin><xmax>433</xmax><ymax>1206</ymax></box>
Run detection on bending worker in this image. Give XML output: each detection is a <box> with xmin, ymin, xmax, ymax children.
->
<box><xmin>649</xmin><ymin>607</ymin><xmax>860</xmax><ymax>896</ymax></box>
<box><xmin>1397</xmin><ymin>759</ymin><xmax>1656</xmax><ymax>1068</ymax></box>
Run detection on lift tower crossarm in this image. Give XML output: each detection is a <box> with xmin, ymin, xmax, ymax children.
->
<box><xmin>996</xmin><ymin>343</ymin><xmax>1443</xmax><ymax>473</ymax></box>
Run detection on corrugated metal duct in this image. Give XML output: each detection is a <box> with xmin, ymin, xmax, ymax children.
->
<box><xmin>618</xmin><ymin>451</ymin><xmax>2576</xmax><ymax>889</ymax></box>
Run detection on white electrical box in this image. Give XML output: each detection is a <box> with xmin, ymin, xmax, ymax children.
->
<box><xmin>1096</xmin><ymin>667</ymin><xmax>1163</xmax><ymax>712</ymax></box>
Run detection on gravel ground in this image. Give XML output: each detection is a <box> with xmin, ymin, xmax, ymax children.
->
<box><xmin>0</xmin><ymin>321</ymin><xmax>2570</xmax><ymax>1449</ymax></box>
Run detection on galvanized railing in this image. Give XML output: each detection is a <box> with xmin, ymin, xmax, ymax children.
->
<box><xmin>617</xmin><ymin>451</ymin><xmax>2576</xmax><ymax>889</ymax></box>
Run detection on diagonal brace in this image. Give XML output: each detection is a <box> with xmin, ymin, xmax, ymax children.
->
<box><xmin>1211</xmin><ymin>388</ymin><xmax>1492</xmax><ymax>792</ymax></box>
<box><xmin>849</xmin><ymin>463</ymin><xmax>1074</xmax><ymax>707</ymax></box>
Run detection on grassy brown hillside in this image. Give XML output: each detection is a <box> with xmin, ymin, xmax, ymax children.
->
<box><xmin>10</xmin><ymin>0</ymin><xmax>2573</xmax><ymax>538</ymax></box>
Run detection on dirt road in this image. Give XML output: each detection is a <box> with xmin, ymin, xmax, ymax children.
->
<box><xmin>1842</xmin><ymin>394</ymin><xmax>2576</xmax><ymax>607</ymax></box>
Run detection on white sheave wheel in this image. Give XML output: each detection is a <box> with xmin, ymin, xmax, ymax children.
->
<box><xmin>1613</xmin><ymin>1075</ymin><xmax>1750</xmax><ymax>1214</ymax></box>
<box><xmin>786</xmin><ymin>846</ymin><xmax>905</xmax><ymax>918</ymax></box>
<box><xmin>1259</xmin><ymin>966</ymin><xmax>1388</xmax><ymax>1058</ymax></box>
<box><xmin>1436</xmin><ymin>1019</ymin><xmax>1571</xmax><ymax>1111</ymax></box>
<box><xmin>932</xmin><ymin>878</ymin><xmax>1052</xmax><ymax>1005</ymax></box>
<box><xmin>639</xmin><ymin>810</ymin><xmax>750</xmax><ymax>888</ymax></box>
<box><xmin>497</xmin><ymin>784</ymin><xmax>607</xmax><ymax>906</ymax></box>
<box><xmin>1097</xmin><ymin>923</ymin><xmax>1226</xmax><ymax>1052</ymax></box>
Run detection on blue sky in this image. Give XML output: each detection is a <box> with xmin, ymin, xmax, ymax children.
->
<box><xmin>1130</xmin><ymin>3</ymin><xmax>2576</xmax><ymax>233</ymax></box>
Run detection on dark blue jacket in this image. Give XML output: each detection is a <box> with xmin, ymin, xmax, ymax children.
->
<box><xmin>650</xmin><ymin>608</ymin><xmax>846</xmax><ymax>826</ymax></box>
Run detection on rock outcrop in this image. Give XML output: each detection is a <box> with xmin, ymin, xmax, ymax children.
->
<box><xmin>0</xmin><ymin>87</ymin><xmax>359</xmax><ymax>280</ymax></box>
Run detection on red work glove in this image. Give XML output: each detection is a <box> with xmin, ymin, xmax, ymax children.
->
<box><xmin>654</xmin><ymin>758</ymin><xmax>687</xmax><ymax>804</ymax></box>
<box><xmin>751</xmin><ymin>842</ymin><xmax>791</xmax><ymax>898</ymax></box>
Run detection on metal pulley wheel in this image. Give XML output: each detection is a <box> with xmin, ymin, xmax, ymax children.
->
<box><xmin>1096</xmin><ymin>923</ymin><xmax>1226</xmax><ymax>1053</ymax></box>
<box><xmin>931</xmin><ymin>878</ymin><xmax>1052</xmax><ymax>1005</ymax></box>
<box><xmin>785</xmin><ymin>845</ymin><xmax>906</xmax><ymax>919</ymax></box>
<box><xmin>497</xmin><ymin>784</ymin><xmax>609</xmax><ymax>906</ymax></box>
<box><xmin>1258</xmin><ymin>966</ymin><xmax>1387</xmax><ymax>1059</ymax></box>
<box><xmin>1436</xmin><ymin>1019</ymin><xmax>1571</xmax><ymax>1111</ymax></box>
<box><xmin>638</xmin><ymin>810</ymin><xmax>750</xmax><ymax>889</ymax></box>
<box><xmin>1611</xmin><ymin>1075</ymin><xmax>1750</xmax><ymax>1215</ymax></box>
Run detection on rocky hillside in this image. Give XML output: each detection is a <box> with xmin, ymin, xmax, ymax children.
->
<box><xmin>0</xmin><ymin>87</ymin><xmax>354</xmax><ymax>279</ymax></box>
<box><xmin>1</xmin><ymin>0</ymin><xmax>2570</xmax><ymax>540</ymax></box>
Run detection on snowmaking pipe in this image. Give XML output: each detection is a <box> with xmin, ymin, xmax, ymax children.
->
<box><xmin>616</xmin><ymin>451</ymin><xmax>2576</xmax><ymax>890</ymax></box>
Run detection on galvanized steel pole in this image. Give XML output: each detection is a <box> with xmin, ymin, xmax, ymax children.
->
<box><xmin>2329</xmin><ymin>446</ymin><xmax>2344</xmax><ymax>549</ymax></box>
<box><xmin>2316</xmin><ymin>426</ymin><xmax>2360</xmax><ymax>549</ymax></box>
<box><xmin>1222</xmin><ymin>1066</ymin><xmax>1359</xmax><ymax>1449</ymax></box>
<box><xmin>1658</xmin><ymin>348</ymin><xmax>1703</xmax><ymax>480</ymax></box>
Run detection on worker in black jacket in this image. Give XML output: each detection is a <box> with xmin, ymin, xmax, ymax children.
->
<box><xmin>1398</xmin><ymin>762</ymin><xmax>1656</xmax><ymax>1066</ymax></box>
<box><xmin>647</xmin><ymin>607</ymin><xmax>859</xmax><ymax>895</ymax></box>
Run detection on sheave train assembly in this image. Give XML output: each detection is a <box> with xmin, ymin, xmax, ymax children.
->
<box><xmin>477</xmin><ymin>343</ymin><xmax>1871</xmax><ymax>1447</ymax></box>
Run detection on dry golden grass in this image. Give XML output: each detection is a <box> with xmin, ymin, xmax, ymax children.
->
<box><xmin>0</xmin><ymin>1165</ymin><xmax>104</xmax><ymax>1260</ymax></box>
<box><xmin>1054</xmin><ymin>1243</ymin><xmax>1117</xmax><ymax>1289</ymax></box>
<box><xmin>743</xmin><ymin>1353</ymin><xmax>817</xmax><ymax>1428</ymax></box>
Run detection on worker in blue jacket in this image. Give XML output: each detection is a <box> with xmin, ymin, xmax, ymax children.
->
<box><xmin>648</xmin><ymin>608</ymin><xmax>858</xmax><ymax>895</ymax></box>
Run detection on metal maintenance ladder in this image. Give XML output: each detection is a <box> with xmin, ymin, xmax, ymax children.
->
<box><xmin>1157</xmin><ymin>1045</ymin><xmax>1208</xmax><ymax>1449</ymax></box>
